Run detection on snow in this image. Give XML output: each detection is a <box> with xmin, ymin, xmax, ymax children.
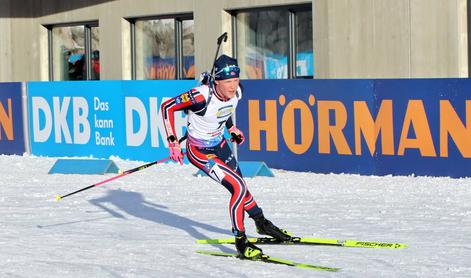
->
<box><xmin>1</xmin><ymin>154</ymin><xmax>471</xmax><ymax>277</ymax></box>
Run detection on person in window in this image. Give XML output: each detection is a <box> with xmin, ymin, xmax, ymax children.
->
<box><xmin>160</xmin><ymin>55</ymin><xmax>291</xmax><ymax>259</ymax></box>
<box><xmin>63</xmin><ymin>50</ymin><xmax>73</xmax><ymax>80</ymax></box>
<box><xmin>68</xmin><ymin>49</ymin><xmax>85</xmax><ymax>80</ymax></box>
<box><xmin>91</xmin><ymin>50</ymin><xmax>100</xmax><ymax>80</ymax></box>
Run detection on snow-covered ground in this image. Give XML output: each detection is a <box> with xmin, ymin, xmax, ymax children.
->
<box><xmin>1</xmin><ymin>154</ymin><xmax>470</xmax><ymax>277</ymax></box>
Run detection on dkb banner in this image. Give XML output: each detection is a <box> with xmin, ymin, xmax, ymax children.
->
<box><xmin>237</xmin><ymin>79</ymin><xmax>471</xmax><ymax>178</ymax></box>
<box><xmin>28</xmin><ymin>80</ymin><xmax>195</xmax><ymax>161</ymax></box>
<box><xmin>0</xmin><ymin>82</ymin><xmax>24</xmax><ymax>155</ymax></box>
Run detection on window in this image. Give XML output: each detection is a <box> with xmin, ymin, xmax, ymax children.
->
<box><xmin>48</xmin><ymin>23</ymin><xmax>100</xmax><ymax>81</ymax></box>
<box><xmin>90</xmin><ymin>26</ymin><xmax>100</xmax><ymax>80</ymax></box>
<box><xmin>233</xmin><ymin>6</ymin><xmax>313</xmax><ymax>79</ymax></box>
<box><xmin>295</xmin><ymin>10</ymin><xmax>313</xmax><ymax>78</ymax></box>
<box><xmin>182</xmin><ymin>20</ymin><xmax>195</xmax><ymax>79</ymax></box>
<box><xmin>131</xmin><ymin>16</ymin><xmax>194</xmax><ymax>80</ymax></box>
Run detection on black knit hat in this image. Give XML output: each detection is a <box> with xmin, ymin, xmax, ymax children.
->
<box><xmin>214</xmin><ymin>54</ymin><xmax>240</xmax><ymax>80</ymax></box>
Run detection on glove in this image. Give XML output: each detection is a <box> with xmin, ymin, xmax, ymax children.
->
<box><xmin>228</xmin><ymin>126</ymin><xmax>245</xmax><ymax>145</ymax></box>
<box><xmin>168</xmin><ymin>140</ymin><xmax>184</xmax><ymax>165</ymax></box>
<box><xmin>199</xmin><ymin>71</ymin><xmax>210</xmax><ymax>85</ymax></box>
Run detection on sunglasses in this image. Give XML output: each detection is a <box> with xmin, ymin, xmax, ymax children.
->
<box><xmin>215</xmin><ymin>65</ymin><xmax>240</xmax><ymax>77</ymax></box>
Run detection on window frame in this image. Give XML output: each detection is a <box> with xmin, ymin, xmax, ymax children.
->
<box><xmin>231</xmin><ymin>5</ymin><xmax>313</xmax><ymax>79</ymax></box>
<box><xmin>129</xmin><ymin>14</ymin><xmax>194</xmax><ymax>80</ymax></box>
<box><xmin>45</xmin><ymin>21</ymin><xmax>99</xmax><ymax>81</ymax></box>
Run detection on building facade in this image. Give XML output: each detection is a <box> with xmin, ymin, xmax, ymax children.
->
<box><xmin>0</xmin><ymin>0</ymin><xmax>469</xmax><ymax>82</ymax></box>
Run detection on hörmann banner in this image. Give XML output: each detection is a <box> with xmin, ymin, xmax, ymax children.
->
<box><xmin>237</xmin><ymin>79</ymin><xmax>471</xmax><ymax>178</ymax></box>
<box><xmin>27</xmin><ymin>81</ymin><xmax>195</xmax><ymax>161</ymax></box>
<box><xmin>0</xmin><ymin>82</ymin><xmax>25</xmax><ymax>155</ymax></box>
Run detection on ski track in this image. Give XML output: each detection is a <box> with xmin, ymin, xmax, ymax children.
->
<box><xmin>1</xmin><ymin>154</ymin><xmax>471</xmax><ymax>277</ymax></box>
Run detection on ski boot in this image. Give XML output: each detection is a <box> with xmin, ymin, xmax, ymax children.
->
<box><xmin>253</xmin><ymin>213</ymin><xmax>292</xmax><ymax>241</ymax></box>
<box><xmin>234</xmin><ymin>231</ymin><xmax>263</xmax><ymax>259</ymax></box>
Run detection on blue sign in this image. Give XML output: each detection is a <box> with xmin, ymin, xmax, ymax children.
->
<box><xmin>0</xmin><ymin>82</ymin><xmax>24</xmax><ymax>155</ymax></box>
<box><xmin>374</xmin><ymin>79</ymin><xmax>471</xmax><ymax>177</ymax></box>
<box><xmin>237</xmin><ymin>79</ymin><xmax>471</xmax><ymax>177</ymax></box>
<box><xmin>28</xmin><ymin>80</ymin><xmax>196</xmax><ymax>161</ymax></box>
<box><xmin>25</xmin><ymin>78</ymin><xmax>471</xmax><ymax>177</ymax></box>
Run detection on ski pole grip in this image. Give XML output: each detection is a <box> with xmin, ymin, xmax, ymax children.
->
<box><xmin>217</xmin><ymin>32</ymin><xmax>228</xmax><ymax>44</ymax></box>
<box><xmin>178</xmin><ymin>134</ymin><xmax>187</xmax><ymax>144</ymax></box>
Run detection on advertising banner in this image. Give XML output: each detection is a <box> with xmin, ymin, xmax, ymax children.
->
<box><xmin>0</xmin><ymin>82</ymin><xmax>24</xmax><ymax>155</ymax></box>
<box><xmin>26</xmin><ymin>78</ymin><xmax>471</xmax><ymax>177</ymax></box>
<box><xmin>28</xmin><ymin>80</ymin><xmax>195</xmax><ymax>161</ymax></box>
<box><xmin>237</xmin><ymin>80</ymin><xmax>376</xmax><ymax>174</ymax></box>
<box><xmin>374</xmin><ymin>79</ymin><xmax>471</xmax><ymax>177</ymax></box>
<box><xmin>237</xmin><ymin>79</ymin><xmax>471</xmax><ymax>177</ymax></box>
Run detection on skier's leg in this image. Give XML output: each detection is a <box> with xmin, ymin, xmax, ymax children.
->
<box><xmin>187</xmin><ymin>142</ymin><xmax>262</xmax><ymax>258</ymax></box>
<box><xmin>216</xmin><ymin>140</ymin><xmax>263</xmax><ymax>217</ymax></box>
<box><xmin>186</xmin><ymin>143</ymin><xmax>247</xmax><ymax>233</ymax></box>
<box><xmin>215</xmin><ymin>141</ymin><xmax>292</xmax><ymax>241</ymax></box>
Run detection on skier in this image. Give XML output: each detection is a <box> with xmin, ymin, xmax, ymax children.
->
<box><xmin>160</xmin><ymin>54</ymin><xmax>291</xmax><ymax>259</ymax></box>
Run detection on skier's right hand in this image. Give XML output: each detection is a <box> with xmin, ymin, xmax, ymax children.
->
<box><xmin>168</xmin><ymin>140</ymin><xmax>184</xmax><ymax>165</ymax></box>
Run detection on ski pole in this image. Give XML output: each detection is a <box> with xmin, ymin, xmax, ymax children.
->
<box><xmin>210</xmin><ymin>32</ymin><xmax>228</xmax><ymax>78</ymax></box>
<box><xmin>200</xmin><ymin>32</ymin><xmax>228</xmax><ymax>110</ymax></box>
<box><xmin>55</xmin><ymin>151</ymin><xmax>187</xmax><ymax>201</ymax></box>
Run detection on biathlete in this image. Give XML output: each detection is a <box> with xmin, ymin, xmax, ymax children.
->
<box><xmin>160</xmin><ymin>54</ymin><xmax>291</xmax><ymax>259</ymax></box>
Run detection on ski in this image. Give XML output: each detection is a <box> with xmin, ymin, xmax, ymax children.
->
<box><xmin>197</xmin><ymin>236</ymin><xmax>407</xmax><ymax>249</ymax></box>
<box><xmin>196</xmin><ymin>250</ymin><xmax>340</xmax><ymax>272</ymax></box>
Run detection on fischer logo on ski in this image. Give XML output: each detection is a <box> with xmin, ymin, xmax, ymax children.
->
<box><xmin>197</xmin><ymin>236</ymin><xmax>408</xmax><ymax>249</ymax></box>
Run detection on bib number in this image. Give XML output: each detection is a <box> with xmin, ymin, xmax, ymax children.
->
<box><xmin>205</xmin><ymin>159</ymin><xmax>225</xmax><ymax>182</ymax></box>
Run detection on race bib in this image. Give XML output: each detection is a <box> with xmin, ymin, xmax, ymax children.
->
<box><xmin>205</xmin><ymin>159</ymin><xmax>225</xmax><ymax>182</ymax></box>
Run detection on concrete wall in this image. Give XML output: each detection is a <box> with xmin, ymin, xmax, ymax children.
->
<box><xmin>0</xmin><ymin>0</ymin><xmax>468</xmax><ymax>81</ymax></box>
<box><xmin>313</xmin><ymin>0</ymin><xmax>468</xmax><ymax>78</ymax></box>
<box><xmin>0</xmin><ymin>1</ymin><xmax>12</xmax><ymax>81</ymax></box>
<box><xmin>410</xmin><ymin>0</ymin><xmax>468</xmax><ymax>77</ymax></box>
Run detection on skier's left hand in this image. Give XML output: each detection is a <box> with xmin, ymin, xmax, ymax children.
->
<box><xmin>228</xmin><ymin>126</ymin><xmax>245</xmax><ymax>145</ymax></box>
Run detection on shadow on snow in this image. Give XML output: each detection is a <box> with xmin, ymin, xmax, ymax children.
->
<box><xmin>88</xmin><ymin>188</ymin><xmax>234</xmax><ymax>253</ymax></box>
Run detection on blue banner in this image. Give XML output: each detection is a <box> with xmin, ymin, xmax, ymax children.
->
<box><xmin>237</xmin><ymin>80</ymin><xmax>376</xmax><ymax>174</ymax></box>
<box><xmin>26</xmin><ymin>79</ymin><xmax>471</xmax><ymax>177</ymax></box>
<box><xmin>237</xmin><ymin>79</ymin><xmax>471</xmax><ymax>177</ymax></box>
<box><xmin>374</xmin><ymin>79</ymin><xmax>471</xmax><ymax>177</ymax></box>
<box><xmin>0</xmin><ymin>82</ymin><xmax>24</xmax><ymax>155</ymax></box>
<box><xmin>28</xmin><ymin>80</ymin><xmax>196</xmax><ymax>161</ymax></box>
